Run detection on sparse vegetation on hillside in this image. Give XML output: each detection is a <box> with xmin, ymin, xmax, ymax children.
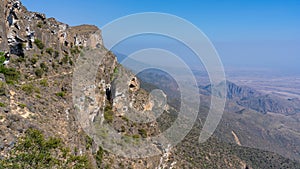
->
<box><xmin>70</xmin><ymin>46</ymin><xmax>81</xmax><ymax>56</ymax></box>
<box><xmin>61</xmin><ymin>55</ymin><xmax>69</xmax><ymax>65</ymax></box>
<box><xmin>0</xmin><ymin>129</ymin><xmax>92</xmax><ymax>169</ymax></box>
<box><xmin>21</xmin><ymin>83</ymin><xmax>40</xmax><ymax>94</ymax></box>
<box><xmin>29</xmin><ymin>56</ymin><xmax>38</xmax><ymax>64</ymax></box>
<box><xmin>54</xmin><ymin>50</ymin><xmax>60</xmax><ymax>58</ymax></box>
<box><xmin>0</xmin><ymin>81</ymin><xmax>5</xmax><ymax>95</ymax></box>
<box><xmin>34</xmin><ymin>68</ymin><xmax>44</xmax><ymax>78</ymax></box>
<box><xmin>0</xmin><ymin>67</ymin><xmax>20</xmax><ymax>84</ymax></box>
<box><xmin>0</xmin><ymin>52</ymin><xmax>5</xmax><ymax>63</ymax></box>
<box><xmin>0</xmin><ymin>102</ymin><xmax>5</xmax><ymax>107</ymax></box>
<box><xmin>55</xmin><ymin>91</ymin><xmax>66</xmax><ymax>98</ymax></box>
<box><xmin>40</xmin><ymin>62</ymin><xmax>48</xmax><ymax>72</ymax></box>
<box><xmin>95</xmin><ymin>146</ymin><xmax>104</xmax><ymax>168</ymax></box>
<box><xmin>0</xmin><ymin>52</ymin><xmax>20</xmax><ymax>84</ymax></box>
<box><xmin>46</xmin><ymin>47</ymin><xmax>54</xmax><ymax>55</ymax></box>
<box><xmin>85</xmin><ymin>135</ymin><xmax>93</xmax><ymax>150</ymax></box>
<box><xmin>40</xmin><ymin>79</ymin><xmax>48</xmax><ymax>87</ymax></box>
<box><xmin>110</xmin><ymin>66</ymin><xmax>119</xmax><ymax>80</ymax></box>
<box><xmin>104</xmin><ymin>104</ymin><xmax>114</xmax><ymax>123</ymax></box>
<box><xmin>138</xmin><ymin>129</ymin><xmax>147</xmax><ymax>138</ymax></box>
<box><xmin>34</xmin><ymin>39</ymin><xmax>45</xmax><ymax>50</ymax></box>
<box><xmin>17</xmin><ymin>103</ymin><xmax>26</xmax><ymax>109</ymax></box>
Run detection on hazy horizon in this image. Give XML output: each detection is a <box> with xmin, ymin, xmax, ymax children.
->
<box><xmin>22</xmin><ymin>0</ymin><xmax>300</xmax><ymax>74</ymax></box>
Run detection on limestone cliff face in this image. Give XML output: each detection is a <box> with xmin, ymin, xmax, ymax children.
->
<box><xmin>0</xmin><ymin>0</ymin><xmax>108</xmax><ymax>164</ymax></box>
<box><xmin>0</xmin><ymin>0</ymin><xmax>103</xmax><ymax>57</ymax></box>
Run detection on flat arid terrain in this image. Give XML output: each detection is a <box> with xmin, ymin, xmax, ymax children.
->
<box><xmin>230</xmin><ymin>76</ymin><xmax>300</xmax><ymax>100</ymax></box>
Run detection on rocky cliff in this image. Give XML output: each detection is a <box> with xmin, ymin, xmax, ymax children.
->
<box><xmin>0</xmin><ymin>0</ymin><xmax>105</xmax><ymax>166</ymax></box>
<box><xmin>0</xmin><ymin>0</ymin><xmax>103</xmax><ymax>56</ymax></box>
<box><xmin>0</xmin><ymin>0</ymin><xmax>174</xmax><ymax>168</ymax></box>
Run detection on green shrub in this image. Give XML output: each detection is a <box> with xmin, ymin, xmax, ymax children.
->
<box><xmin>104</xmin><ymin>105</ymin><xmax>114</xmax><ymax>123</ymax></box>
<box><xmin>21</xmin><ymin>84</ymin><xmax>34</xmax><ymax>94</ymax></box>
<box><xmin>46</xmin><ymin>48</ymin><xmax>54</xmax><ymax>55</ymax></box>
<box><xmin>138</xmin><ymin>129</ymin><xmax>147</xmax><ymax>138</ymax></box>
<box><xmin>35</xmin><ymin>94</ymin><xmax>42</xmax><ymax>99</ymax></box>
<box><xmin>61</xmin><ymin>55</ymin><xmax>69</xmax><ymax>64</ymax></box>
<box><xmin>0</xmin><ymin>52</ymin><xmax>5</xmax><ymax>64</ymax></box>
<box><xmin>0</xmin><ymin>102</ymin><xmax>5</xmax><ymax>107</ymax></box>
<box><xmin>69</xmin><ymin>59</ymin><xmax>73</xmax><ymax>65</ymax></box>
<box><xmin>55</xmin><ymin>91</ymin><xmax>66</xmax><ymax>98</ymax></box>
<box><xmin>114</xmin><ymin>67</ymin><xmax>118</xmax><ymax>74</ymax></box>
<box><xmin>85</xmin><ymin>135</ymin><xmax>93</xmax><ymax>150</ymax></box>
<box><xmin>95</xmin><ymin>146</ymin><xmax>104</xmax><ymax>168</ymax></box>
<box><xmin>70</xmin><ymin>46</ymin><xmax>80</xmax><ymax>56</ymax></box>
<box><xmin>0</xmin><ymin>67</ymin><xmax>20</xmax><ymax>84</ymax></box>
<box><xmin>111</xmin><ymin>66</ymin><xmax>119</xmax><ymax>80</ymax></box>
<box><xmin>33</xmin><ymin>53</ymin><xmax>41</xmax><ymax>57</ymax></box>
<box><xmin>132</xmin><ymin>134</ymin><xmax>140</xmax><ymax>139</ymax></box>
<box><xmin>0</xmin><ymin>56</ymin><xmax>21</xmax><ymax>83</ymax></box>
<box><xmin>18</xmin><ymin>103</ymin><xmax>26</xmax><ymax>109</ymax></box>
<box><xmin>40</xmin><ymin>79</ymin><xmax>48</xmax><ymax>87</ymax></box>
<box><xmin>54</xmin><ymin>50</ymin><xmax>59</xmax><ymax>58</ymax></box>
<box><xmin>40</xmin><ymin>62</ymin><xmax>48</xmax><ymax>72</ymax></box>
<box><xmin>34</xmin><ymin>39</ymin><xmax>45</xmax><ymax>50</ymax></box>
<box><xmin>35</xmin><ymin>68</ymin><xmax>44</xmax><ymax>78</ymax></box>
<box><xmin>30</xmin><ymin>57</ymin><xmax>38</xmax><ymax>64</ymax></box>
<box><xmin>121</xmin><ymin>116</ymin><xmax>129</xmax><ymax>123</ymax></box>
<box><xmin>21</xmin><ymin>83</ymin><xmax>39</xmax><ymax>94</ymax></box>
<box><xmin>0</xmin><ymin>81</ymin><xmax>5</xmax><ymax>95</ymax></box>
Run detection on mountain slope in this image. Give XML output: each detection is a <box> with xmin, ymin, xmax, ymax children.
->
<box><xmin>138</xmin><ymin>68</ymin><xmax>300</xmax><ymax>164</ymax></box>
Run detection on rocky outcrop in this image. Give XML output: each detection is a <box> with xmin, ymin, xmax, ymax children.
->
<box><xmin>67</xmin><ymin>25</ymin><xmax>103</xmax><ymax>48</ymax></box>
<box><xmin>0</xmin><ymin>0</ymin><xmax>103</xmax><ymax>58</ymax></box>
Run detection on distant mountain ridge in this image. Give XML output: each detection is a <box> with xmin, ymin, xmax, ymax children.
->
<box><xmin>203</xmin><ymin>80</ymin><xmax>300</xmax><ymax>115</ymax></box>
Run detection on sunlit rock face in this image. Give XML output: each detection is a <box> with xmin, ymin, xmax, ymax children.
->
<box><xmin>0</xmin><ymin>0</ymin><xmax>103</xmax><ymax>57</ymax></box>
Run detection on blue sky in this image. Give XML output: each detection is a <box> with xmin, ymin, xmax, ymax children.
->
<box><xmin>22</xmin><ymin>0</ymin><xmax>300</xmax><ymax>74</ymax></box>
